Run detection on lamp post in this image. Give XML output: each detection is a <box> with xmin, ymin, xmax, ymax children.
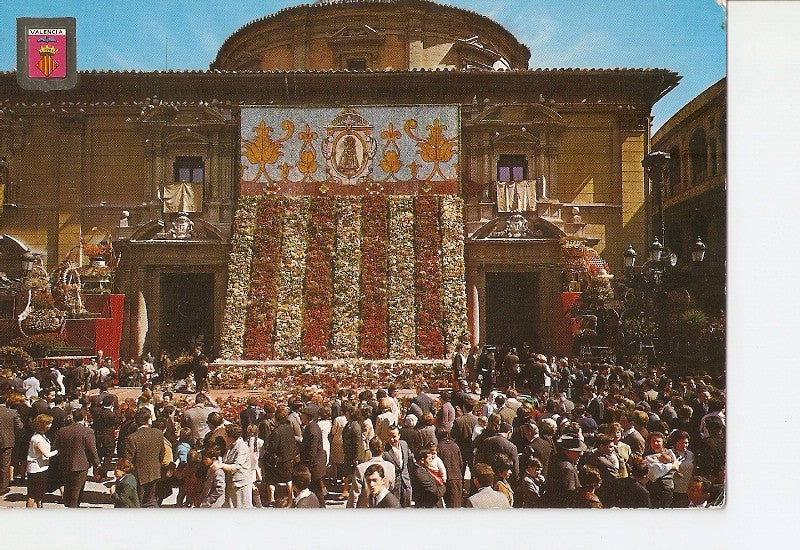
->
<box><xmin>642</xmin><ymin>151</ymin><xmax>671</xmax><ymax>252</ymax></box>
<box><xmin>21</xmin><ymin>251</ymin><xmax>37</xmax><ymax>275</ymax></box>
<box><xmin>620</xmin><ymin>236</ymin><xmax>707</xmax><ymax>363</ymax></box>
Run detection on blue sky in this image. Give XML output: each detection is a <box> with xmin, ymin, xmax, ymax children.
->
<box><xmin>0</xmin><ymin>0</ymin><xmax>726</xmax><ymax>129</ymax></box>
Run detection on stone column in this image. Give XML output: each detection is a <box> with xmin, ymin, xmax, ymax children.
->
<box><xmin>466</xmin><ymin>266</ymin><xmax>479</xmax><ymax>347</ymax></box>
<box><xmin>544</xmin><ymin>141</ymin><xmax>558</xmax><ymax>199</ymax></box>
<box><xmin>477</xmin><ymin>268</ymin><xmax>487</xmax><ymax>347</ymax></box>
<box><xmin>535</xmin><ymin>132</ymin><xmax>546</xmax><ymax>198</ymax></box>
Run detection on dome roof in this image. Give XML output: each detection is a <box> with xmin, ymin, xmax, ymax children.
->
<box><xmin>212</xmin><ymin>0</ymin><xmax>530</xmax><ymax>71</ymax></box>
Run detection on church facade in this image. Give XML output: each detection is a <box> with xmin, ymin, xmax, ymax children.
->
<box><xmin>0</xmin><ymin>0</ymin><xmax>679</xmax><ymax>360</ymax></box>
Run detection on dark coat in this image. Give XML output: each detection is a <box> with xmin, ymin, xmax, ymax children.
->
<box><xmin>613</xmin><ymin>477</ymin><xmax>651</xmax><ymax>508</ymax></box>
<box><xmin>239</xmin><ymin>406</ymin><xmax>261</xmax><ymax>435</ymax></box>
<box><xmin>375</xmin><ymin>491</ymin><xmax>402</xmax><ymax>508</ymax></box>
<box><xmin>452</xmin><ymin>353</ymin><xmax>466</xmax><ymax>381</ymax></box>
<box><xmin>527</xmin><ymin>436</ymin><xmax>555</xmax><ymax>476</ymax></box>
<box><xmin>410</xmin><ymin>393</ymin><xmax>433</xmax><ymax>417</ymax></box>
<box><xmin>623</xmin><ymin>429</ymin><xmax>646</xmax><ymax>457</ymax></box>
<box><xmin>0</xmin><ymin>404</ymin><xmax>23</xmax><ymax>449</ymax></box>
<box><xmin>543</xmin><ymin>451</ymin><xmax>579</xmax><ymax>508</ymax></box>
<box><xmin>452</xmin><ymin>412</ymin><xmax>478</xmax><ymax>459</ymax></box>
<box><xmin>477</xmin><ymin>434</ymin><xmax>519</xmax><ymax>484</ymax></box>
<box><xmin>586</xmin><ymin>396</ymin><xmax>605</xmax><ymax>423</ymax></box>
<box><xmin>412</xmin><ymin>465</ymin><xmax>445</xmax><ymax>508</ymax></box>
<box><xmin>300</xmin><ymin>421</ymin><xmax>327</xmax><ymax>481</ymax></box>
<box><xmin>112</xmin><ymin>472</ymin><xmax>141</xmax><ymax>508</ymax></box>
<box><xmin>267</xmin><ymin>422</ymin><xmax>299</xmax><ymax>468</ymax></box>
<box><xmin>295</xmin><ymin>493</ymin><xmax>322</xmax><ymax>508</ymax></box>
<box><xmin>92</xmin><ymin>406</ymin><xmax>120</xmax><ymax>442</ymax></box>
<box><xmin>436</xmin><ymin>438</ymin><xmax>463</xmax><ymax>481</ymax></box>
<box><xmin>382</xmin><ymin>440</ymin><xmax>412</xmax><ymax>506</ymax></box>
<box><xmin>399</xmin><ymin>426</ymin><xmax>422</xmax><ymax>457</ymax></box>
<box><xmin>696</xmin><ymin>434</ymin><xmax>725</xmax><ymax>478</ymax></box>
<box><xmin>90</xmin><ymin>391</ymin><xmax>119</xmax><ymax>414</ymax></box>
<box><xmin>53</xmin><ymin>421</ymin><xmax>100</xmax><ymax>473</ymax></box>
<box><xmin>342</xmin><ymin>419</ymin><xmax>363</xmax><ymax>466</ymax></box>
<box><xmin>47</xmin><ymin>405</ymin><xmax>69</xmax><ymax>440</ymax></box>
<box><xmin>124</xmin><ymin>425</ymin><xmax>165</xmax><ymax>485</ymax></box>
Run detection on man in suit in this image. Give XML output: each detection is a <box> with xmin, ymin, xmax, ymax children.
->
<box><xmin>299</xmin><ymin>406</ymin><xmax>327</xmax><ymax>507</ymax></box>
<box><xmin>239</xmin><ymin>396</ymin><xmax>262</xmax><ymax>435</ymax></box>
<box><xmin>125</xmin><ymin>407</ymin><xmax>165</xmax><ymax>507</ymax></box>
<box><xmin>48</xmin><ymin>394</ymin><xmax>70</xmax><ymax>440</ymax></box>
<box><xmin>382</xmin><ymin>424</ymin><xmax>412</xmax><ymax>507</ymax></box>
<box><xmin>92</xmin><ymin>394</ymin><xmax>120</xmax><ymax>479</ymax></box>
<box><xmin>476</xmin><ymin>421</ymin><xmax>519</xmax><ymax>486</ymax></box>
<box><xmin>451</xmin><ymin>342</ymin><xmax>468</xmax><ymax>384</ymax></box>
<box><xmin>90</xmin><ymin>382</ymin><xmax>119</xmax><ymax>414</ymax></box>
<box><xmin>0</xmin><ymin>391</ymin><xmax>24</xmax><ymax>495</ymax></box>
<box><xmin>452</xmin><ymin>399</ymin><xmax>478</xmax><ymax>476</ymax></box>
<box><xmin>465</xmin><ymin>462</ymin><xmax>510</xmax><ymax>509</ymax></box>
<box><xmin>190</xmin><ymin>345</ymin><xmax>208</xmax><ymax>391</ymax></box>
<box><xmin>525</xmin><ymin>421</ymin><xmax>556</xmax><ymax>478</ymax></box>
<box><xmin>348</xmin><ymin>436</ymin><xmax>395</xmax><ymax>508</ymax></box>
<box><xmin>620</xmin><ymin>411</ymin><xmax>647</xmax><ymax>457</ymax></box>
<box><xmin>292</xmin><ymin>465</ymin><xmax>321</xmax><ymax>508</ymax></box>
<box><xmin>584</xmin><ymin>386</ymin><xmax>605</xmax><ymax>424</ymax></box>
<box><xmin>399</xmin><ymin>414</ymin><xmax>423</xmax><ymax>458</ymax></box>
<box><xmin>410</xmin><ymin>383</ymin><xmax>433</xmax><ymax>418</ymax></box>
<box><xmin>182</xmin><ymin>393</ymin><xmax>217</xmax><ymax>444</ymax></box>
<box><xmin>364</xmin><ymin>463</ymin><xmax>401</xmax><ymax>508</ymax></box>
<box><xmin>436</xmin><ymin>428</ymin><xmax>464</xmax><ymax>508</ymax></box>
<box><xmin>543</xmin><ymin>434</ymin><xmax>586</xmax><ymax>508</ymax></box>
<box><xmin>53</xmin><ymin>408</ymin><xmax>101</xmax><ymax>507</ymax></box>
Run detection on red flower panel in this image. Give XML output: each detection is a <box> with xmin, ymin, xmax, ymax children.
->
<box><xmin>302</xmin><ymin>197</ymin><xmax>335</xmax><ymax>358</ymax></box>
<box><xmin>414</xmin><ymin>196</ymin><xmax>444</xmax><ymax>358</ymax></box>
<box><xmin>360</xmin><ymin>195</ymin><xmax>389</xmax><ymax>358</ymax></box>
<box><xmin>243</xmin><ymin>196</ymin><xmax>283</xmax><ymax>359</ymax></box>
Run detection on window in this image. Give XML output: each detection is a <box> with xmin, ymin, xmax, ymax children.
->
<box><xmin>668</xmin><ymin>147</ymin><xmax>681</xmax><ymax>195</ymax></box>
<box><xmin>173</xmin><ymin>156</ymin><xmax>204</xmax><ymax>183</ymax></box>
<box><xmin>346</xmin><ymin>58</ymin><xmax>367</xmax><ymax>71</ymax></box>
<box><xmin>497</xmin><ymin>154</ymin><xmax>527</xmax><ymax>181</ymax></box>
<box><xmin>689</xmin><ymin>129</ymin><xmax>707</xmax><ymax>185</ymax></box>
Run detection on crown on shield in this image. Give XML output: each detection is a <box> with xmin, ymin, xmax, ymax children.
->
<box><xmin>38</xmin><ymin>44</ymin><xmax>57</xmax><ymax>56</ymax></box>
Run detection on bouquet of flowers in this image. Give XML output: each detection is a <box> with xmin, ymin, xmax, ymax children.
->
<box><xmin>21</xmin><ymin>308</ymin><xmax>64</xmax><ymax>334</ymax></box>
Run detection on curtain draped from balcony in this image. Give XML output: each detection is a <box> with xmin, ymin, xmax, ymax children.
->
<box><xmin>496</xmin><ymin>180</ymin><xmax>536</xmax><ymax>212</ymax></box>
<box><xmin>162</xmin><ymin>182</ymin><xmax>203</xmax><ymax>213</ymax></box>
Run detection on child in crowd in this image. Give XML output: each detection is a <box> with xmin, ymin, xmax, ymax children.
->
<box><xmin>111</xmin><ymin>458</ymin><xmax>140</xmax><ymax>508</ymax></box>
<box><xmin>176</xmin><ymin>449</ymin><xmax>203</xmax><ymax>507</ymax></box>
<box><xmin>175</xmin><ymin>428</ymin><xmax>193</xmax><ymax>466</ymax></box>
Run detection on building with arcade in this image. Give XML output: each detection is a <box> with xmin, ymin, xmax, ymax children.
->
<box><xmin>0</xmin><ymin>0</ymin><xmax>680</xmax><ymax>363</ymax></box>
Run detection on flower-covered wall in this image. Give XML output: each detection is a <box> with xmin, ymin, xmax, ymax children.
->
<box><xmin>220</xmin><ymin>105</ymin><xmax>467</xmax><ymax>360</ymax></box>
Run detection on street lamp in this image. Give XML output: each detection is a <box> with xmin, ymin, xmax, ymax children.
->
<box><xmin>21</xmin><ymin>251</ymin><xmax>37</xmax><ymax>273</ymax></box>
<box><xmin>623</xmin><ymin>244</ymin><xmax>637</xmax><ymax>268</ymax></box>
<box><xmin>649</xmin><ymin>237</ymin><xmax>664</xmax><ymax>262</ymax></box>
<box><xmin>691</xmin><ymin>236</ymin><xmax>707</xmax><ymax>263</ymax></box>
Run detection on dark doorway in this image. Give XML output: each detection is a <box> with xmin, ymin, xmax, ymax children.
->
<box><xmin>485</xmin><ymin>272</ymin><xmax>538</xmax><ymax>350</ymax></box>
<box><xmin>160</xmin><ymin>273</ymin><xmax>214</xmax><ymax>356</ymax></box>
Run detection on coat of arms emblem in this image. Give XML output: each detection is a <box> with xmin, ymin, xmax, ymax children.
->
<box><xmin>322</xmin><ymin>109</ymin><xmax>377</xmax><ymax>185</ymax></box>
<box><xmin>27</xmin><ymin>28</ymin><xmax>67</xmax><ymax>79</ymax></box>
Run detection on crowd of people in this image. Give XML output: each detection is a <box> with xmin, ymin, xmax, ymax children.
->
<box><xmin>0</xmin><ymin>343</ymin><xmax>725</xmax><ymax>509</ymax></box>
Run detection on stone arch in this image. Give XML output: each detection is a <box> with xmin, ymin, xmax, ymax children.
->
<box><xmin>689</xmin><ymin>127</ymin><xmax>707</xmax><ymax>185</ymax></box>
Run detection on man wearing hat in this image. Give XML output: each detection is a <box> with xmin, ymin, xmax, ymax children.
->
<box><xmin>543</xmin><ymin>434</ymin><xmax>587</xmax><ymax>507</ymax></box>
